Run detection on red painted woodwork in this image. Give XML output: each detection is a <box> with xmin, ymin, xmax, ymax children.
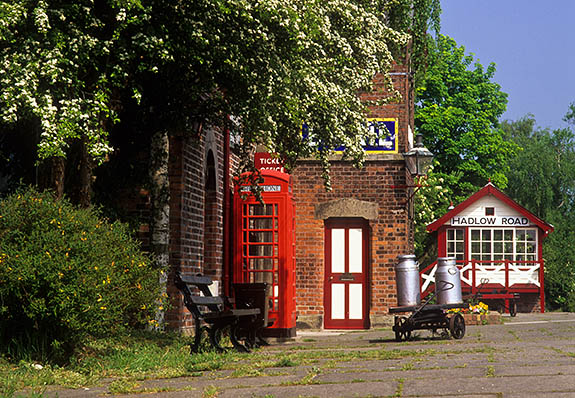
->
<box><xmin>424</xmin><ymin>183</ymin><xmax>553</xmax><ymax>314</ymax></box>
<box><xmin>233</xmin><ymin>170</ymin><xmax>296</xmax><ymax>337</ymax></box>
<box><xmin>324</xmin><ymin>218</ymin><xmax>369</xmax><ymax>329</ymax></box>
<box><xmin>427</xmin><ymin>183</ymin><xmax>553</xmax><ymax>234</ymax></box>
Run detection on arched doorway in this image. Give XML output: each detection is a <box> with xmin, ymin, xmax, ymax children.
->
<box><xmin>203</xmin><ymin>149</ymin><xmax>220</xmax><ymax>281</ymax></box>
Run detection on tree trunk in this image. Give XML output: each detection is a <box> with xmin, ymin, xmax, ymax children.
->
<box><xmin>37</xmin><ymin>156</ymin><xmax>65</xmax><ymax>199</ymax></box>
<box><xmin>149</xmin><ymin>129</ymin><xmax>170</xmax><ymax>327</ymax></box>
<box><xmin>78</xmin><ymin>137</ymin><xmax>93</xmax><ymax>208</ymax></box>
<box><xmin>58</xmin><ymin>137</ymin><xmax>93</xmax><ymax>207</ymax></box>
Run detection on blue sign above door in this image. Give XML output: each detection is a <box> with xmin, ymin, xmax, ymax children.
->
<box><xmin>334</xmin><ymin>118</ymin><xmax>397</xmax><ymax>154</ymax></box>
<box><xmin>302</xmin><ymin>118</ymin><xmax>398</xmax><ymax>154</ymax></box>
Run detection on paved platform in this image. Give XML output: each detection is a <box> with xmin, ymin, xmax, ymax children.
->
<box><xmin>43</xmin><ymin>312</ymin><xmax>575</xmax><ymax>397</ymax></box>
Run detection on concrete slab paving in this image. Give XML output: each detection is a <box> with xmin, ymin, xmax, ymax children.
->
<box><xmin>29</xmin><ymin>312</ymin><xmax>575</xmax><ymax>397</ymax></box>
<box><xmin>403</xmin><ymin>374</ymin><xmax>575</xmax><ymax>397</ymax></box>
<box><xmin>217</xmin><ymin>380</ymin><xmax>399</xmax><ymax>398</ymax></box>
<box><xmin>493</xmin><ymin>363</ymin><xmax>575</xmax><ymax>377</ymax></box>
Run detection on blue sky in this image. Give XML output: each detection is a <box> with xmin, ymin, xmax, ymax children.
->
<box><xmin>439</xmin><ymin>0</ymin><xmax>575</xmax><ymax>129</ymax></box>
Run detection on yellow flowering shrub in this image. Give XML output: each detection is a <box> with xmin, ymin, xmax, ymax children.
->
<box><xmin>0</xmin><ymin>188</ymin><xmax>164</xmax><ymax>362</ymax></box>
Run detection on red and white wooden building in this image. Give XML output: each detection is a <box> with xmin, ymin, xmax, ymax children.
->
<box><xmin>422</xmin><ymin>182</ymin><xmax>554</xmax><ymax>313</ymax></box>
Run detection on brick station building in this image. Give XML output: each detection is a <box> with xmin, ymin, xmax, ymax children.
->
<box><xmin>126</xmin><ymin>63</ymin><xmax>420</xmax><ymax>332</ymax></box>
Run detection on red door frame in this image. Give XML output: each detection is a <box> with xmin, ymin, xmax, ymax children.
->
<box><xmin>324</xmin><ymin>218</ymin><xmax>369</xmax><ymax>329</ymax></box>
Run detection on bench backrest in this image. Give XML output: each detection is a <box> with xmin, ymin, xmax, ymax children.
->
<box><xmin>175</xmin><ymin>272</ymin><xmax>224</xmax><ymax>318</ymax></box>
<box><xmin>233</xmin><ymin>282</ymin><xmax>269</xmax><ymax>324</ymax></box>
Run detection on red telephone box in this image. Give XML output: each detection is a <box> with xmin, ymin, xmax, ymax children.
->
<box><xmin>233</xmin><ymin>170</ymin><xmax>296</xmax><ymax>337</ymax></box>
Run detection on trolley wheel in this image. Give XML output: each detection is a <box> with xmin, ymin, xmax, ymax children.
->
<box><xmin>449</xmin><ymin>313</ymin><xmax>465</xmax><ymax>339</ymax></box>
<box><xmin>509</xmin><ymin>300</ymin><xmax>517</xmax><ymax>317</ymax></box>
<box><xmin>394</xmin><ymin>316</ymin><xmax>411</xmax><ymax>342</ymax></box>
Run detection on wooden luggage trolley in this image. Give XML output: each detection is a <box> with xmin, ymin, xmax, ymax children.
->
<box><xmin>390</xmin><ymin>281</ymin><xmax>467</xmax><ymax>342</ymax></box>
<box><xmin>390</xmin><ymin>302</ymin><xmax>466</xmax><ymax>342</ymax></box>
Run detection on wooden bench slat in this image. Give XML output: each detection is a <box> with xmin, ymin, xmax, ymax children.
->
<box><xmin>190</xmin><ymin>296</ymin><xmax>224</xmax><ymax>306</ymax></box>
<box><xmin>178</xmin><ymin>274</ymin><xmax>213</xmax><ymax>286</ymax></box>
<box><xmin>231</xmin><ymin>308</ymin><xmax>260</xmax><ymax>316</ymax></box>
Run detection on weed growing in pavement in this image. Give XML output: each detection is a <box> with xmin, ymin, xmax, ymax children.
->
<box><xmin>486</xmin><ymin>365</ymin><xmax>495</xmax><ymax>377</ymax></box>
<box><xmin>549</xmin><ymin>347</ymin><xmax>575</xmax><ymax>358</ymax></box>
<box><xmin>401</xmin><ymin>362</ymin><xmax>415</xmax><ymax>371</ymax></box>
<box><xmin>108</xmin><ymin>378</ymin><xmax>141</xmax><ymax>394</ymax></box>
<box><xmin>507</xmin><ymin>330</ymin><xmax>522</xmax><ymax>341</ymax></box>
<box><xmin>272</xmin><ymin>357</ymin><xmax>298</xmax><ymax>367</ymax></box>
<box><xmin>300</xmin><ymin>366</ymin><xmax>322</xmax><ymax>385</ymax></box>
<box><xmin>231</xmin><ymin>366</ymin><xmax>263</xmax><ymax>378</ymax></box>
<box><xmin>202</xmin><ymin>385</ymin><xmax>219</xmax><ymax>398</ymax></box>
<box><xmin>393</xmin><ymin>378</ymin><xmax>405</xmax><ymax>397</ymax></box>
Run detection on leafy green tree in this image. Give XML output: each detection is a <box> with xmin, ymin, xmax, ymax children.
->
<box><xmin>503</xmin><ymin>116</ymin><xmax>575</xmax><ymax>218</ymax></box>
<box><xmin>0</xmin><ymin>0</ymin><xmax>440</xmax><ymax>197</ymax></box>
<box><xmin>502</xmin><ymin>113</ymin><xmax>575</xmax><ymax>311</ymax></box>
<box><xmin>0</xmin><ymin>0</ymin><xmax>149</xmax><ymax>203</ymax></box>
<box><xmin>413</xmin><ymin>35</ymin><xmax>515</xmax><ymax>261</ymax></box>
<box><xmin>415</xmin><ymin>35</ymin><xmax>515</xmax><ymax>202</ymax></box>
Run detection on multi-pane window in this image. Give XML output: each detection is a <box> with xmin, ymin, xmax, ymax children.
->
<box><xmin>446</xmin><ymin>228</ymin><xmax>465</xmax><ymax>261</ymax></box>
<box><xmin>515</xmin><ymin>230</ymin><xmax>537</xmax><ymax>261</ymax></box>
<box><xmin>492</xmin><ymin>229</ymin><xmax>514</xmax><ymax>261</ymax></box>
<box><xmin>470</xmin><ymin>228</ymin><xmax>537</xmax><ymax>262</ymax></box>
<box><xmin>470</xmin><ymin>229</ymin><xmax>493</xmax><ymax>261</ymax></box>
<box><xmin>242</xmin><ymin>204</ymin><xmax>279</xmax><ymax>311</ymax></box>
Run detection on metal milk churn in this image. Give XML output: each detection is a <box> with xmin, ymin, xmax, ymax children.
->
<box><xmin>435</xmin><ymin>257</ymin><xmax>463</xmax><ymax>305</ymax></box>
<box><xmin>395</xmin><ymin>254</ymin><xmax>421</xmax><ymax>307</ymax></box>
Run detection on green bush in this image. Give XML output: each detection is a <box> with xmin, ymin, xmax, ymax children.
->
<box><xmin>0</xmin><ymin>188</ymin><xmax>164</xmax><ymax>362</ymax></box>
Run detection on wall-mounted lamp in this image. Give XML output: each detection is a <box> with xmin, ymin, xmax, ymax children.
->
<box><xmin>404</xmin><ymin>134</ymin><xmax>434</xmax><ymax>178</ymax></box>
<box><xmin>389</xmin><ymin>134</ymin><xmax>434</xmax><ymax>205</ymax></box>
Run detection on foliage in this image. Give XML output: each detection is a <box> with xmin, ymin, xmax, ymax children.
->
<box><xmin>503</xmin><ymin>116</ymin><xmax>575</xmax><ymax>219</ymax></box>
<box><xmin>0</xmin><ymin>188</ymin><xmax>164</xmax><ymax>362</ymax></box>
<box><xmin>413</xmin><ymin>34</ymin><xmax>515</xmax><ymax>261</ymax></box>
<box><xmin>0</xmin><ymin>0</ymin><xmax>443</xmax><ymax>194</ymax></box>
<box><xmin>0</xmin><ymin>0</ymin><xmax>148</xmax><ymax>162</ymax></box>
<box><xmin>132</xmin><ymin>0</ymin><xmax>415</xmax><ymax>183</ymax></box>
<box><xmin>502</xmin><ymin>113</ymin><xmax>575</xmax><ymax>311</ymax></box>
<box><xmin>415</xmin><ymin>34</ymin><xmax>515</xmax><ymax>202</ymax></box>
<box><xmin>543</xmin><ymin>218</ymin><xmax>575</xmax><ymax>312</ymax></box>
<box><xmin>413</xmin><ymin>164</ymin><xmax>450</xmax><ymax>261</ymax></box>
<box><xmin>385</xmin><ymin>0</ymin><xmax>441</xmax><ymax>85</ymax></box>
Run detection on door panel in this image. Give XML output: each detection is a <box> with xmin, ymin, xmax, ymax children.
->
<box><xmin>348</xmin><ymin>284</ymin><xmax>363</xmax><ymax>319</ymax></box>
<box><xmin>331</xmin><ymin>283</ymin><xmax>345</xmax><ymax>319</ymax></box>
<box><xmin>331</xmin><ymin>228</ymin><xmax>345</xmax><ymax>273</ymax></box>
<box><xmin>349</xmin><ymin>228</ymin><xmax>363</xmax><ymax>273</ymax></box>
<box><xmin>324</xmin><ymin>219</ymin><xmax>369</xmax><ymax>329</ymax></box>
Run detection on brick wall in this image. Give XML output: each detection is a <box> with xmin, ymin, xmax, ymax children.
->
<box><xmin>166</xmin><ymin>128</ymin><xmax>230</xmax><ymax>330</ymax></box>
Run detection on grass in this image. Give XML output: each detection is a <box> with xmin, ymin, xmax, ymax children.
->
<box><xmin>0</xmin><ymin>329</ymin><xmax>504</xmax><ymax>397</ymax></box>
<box><xmin>0</xmin><ymin>330</ymin><xmax>223</xmax><ymax>395</ymax></box>
<box><xmin>507</xmin><ymin>329</ymin><xmax>522</xmax><ymax>341</ymax></box>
